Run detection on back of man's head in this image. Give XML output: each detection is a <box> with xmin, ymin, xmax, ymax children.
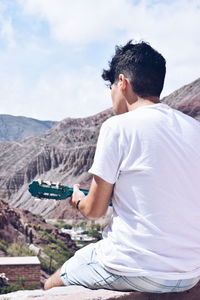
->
<box><xmin>102</xmin><ymin>40</ymin><xmax>166</xmax><ymax>98</ymax></box>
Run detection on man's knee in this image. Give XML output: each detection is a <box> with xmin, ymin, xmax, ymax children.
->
<box><xmin>44</xmin><ymin>268</ymin><xmax>64</xmax><ymax>290</ymax></box>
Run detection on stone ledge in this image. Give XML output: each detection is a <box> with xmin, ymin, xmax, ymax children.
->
<box><xmin>0</xmin><ymin>282</ymin><xmax>199</xmax><ymax>300</ymax></box>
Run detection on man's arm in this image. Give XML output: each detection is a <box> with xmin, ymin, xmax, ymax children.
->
<box><xmin>72</xmin><ymin>175</ymin><xmax>113</xmax><ymax>219</ymax></box>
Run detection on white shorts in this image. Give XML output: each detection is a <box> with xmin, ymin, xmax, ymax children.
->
<box><xmin>60</xmin><ymin>243</ymin><xmax>200</xmax><ymax>293</ymax></box>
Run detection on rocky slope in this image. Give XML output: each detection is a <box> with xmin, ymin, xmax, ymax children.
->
<box><xmin>0</xmin><ymin>199</ymin><xmax>76</xmax><ymax>248</ymax></box>
<box><xmin>0</xmin><ymin>77</ymin><xmax>199</xmax><ymax>219</ymax></box>
<box><xmin>0</xmin><ymin>115</ymin><xmax>56</xmax><ymax>141</ymax></box>
<box><xmin>162</xmin><ymin>77</ymin><xmax>200</xmax><ymax>121</ymax></box>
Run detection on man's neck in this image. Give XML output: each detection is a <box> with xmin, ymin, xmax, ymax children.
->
<box><xmin>128</xmin><ymin>96</ymin><xmax>160</xmax><ymax>111</ymax></box>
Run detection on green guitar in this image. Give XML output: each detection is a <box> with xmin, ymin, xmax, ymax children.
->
<box><xmin>29</xmin><ymin>179</ymin><xmax>89</xmax><ymax>200</ymax></box>
<box><xmin>29</xmin><ymin>179</ymin><xmax>112</xmax><ymax>206</ymax></box>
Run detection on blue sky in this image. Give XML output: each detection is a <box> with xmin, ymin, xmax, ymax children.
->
<box><xmin>0</xmin><ymin>0</ymin><xmax>199</xmax><ymax>121</ymax></box>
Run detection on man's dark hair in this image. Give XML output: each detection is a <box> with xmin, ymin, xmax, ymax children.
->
<box><xmin>102</xmin><ymin>40</ymin><xmax>166</xmax><ymax>98</ymax></box>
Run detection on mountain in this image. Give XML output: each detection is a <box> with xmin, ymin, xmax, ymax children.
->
<box><xmin>0</xmin><ymin>115</ymin><xmax>57</xmax><ymax>141</ymax></box>
<box><xmin>0</xmin><ymin>77</ymin><xmax>199</xmax><ymax>219</ymax></box>
<box><xmin>0</xmin><ymin>109</ymin><xmax>113</xmax><ymax>218</ymax></box>
<box><xmin>162</xmin><ymin>77</ymin><xmax>200</xmax><ymax>121</ymax></box>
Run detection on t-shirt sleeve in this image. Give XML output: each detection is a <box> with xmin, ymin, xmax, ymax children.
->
<box><xmin>88</xmin><ymin>119</ymin><xmax>122</xmax><ymax>184</ymax></box>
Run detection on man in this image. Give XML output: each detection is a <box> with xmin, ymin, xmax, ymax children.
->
<box><xmin>44</xmin><ymin>41</ymin><xmax>200</xmax><ymax>293</ymax></box>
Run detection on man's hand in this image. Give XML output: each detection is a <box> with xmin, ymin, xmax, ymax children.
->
<box><xmin>70</xmin><ymin>175</ymin><xmax>113</xmax><ymax>219</ymax></box>
<box><xmin>71</xmin><ymin>184</ymin><xmax>85</xmax><ymax>209</ymax></box>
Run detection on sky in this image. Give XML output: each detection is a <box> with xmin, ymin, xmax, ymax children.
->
<box><xmin>0</xmin><ymin>0</ymin><xmax>199</xmax><ymax>121</ymax></box>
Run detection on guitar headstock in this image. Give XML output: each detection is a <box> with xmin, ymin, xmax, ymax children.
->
<box><xmin>28</xmin><ymin>179</ymin><xmax>73</xmax><ymax>200</ymax></box>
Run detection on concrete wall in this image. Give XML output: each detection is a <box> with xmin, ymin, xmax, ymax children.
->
<box><xmin>0</xmin><ymin>282</ymin><xmax>199</xmax><ymax>300</ymax></box>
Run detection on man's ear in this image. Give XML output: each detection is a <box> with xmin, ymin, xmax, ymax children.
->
<box><xmin>118</xmin><ymin>74</ymin><xmax>129</xmax><ymax>91</ymax></box>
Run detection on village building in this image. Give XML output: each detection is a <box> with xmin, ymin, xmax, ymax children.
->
<box><xmin>0</xmin><ymin>256</ymin><xmax>40</xmax><ymax>288</ymax></box>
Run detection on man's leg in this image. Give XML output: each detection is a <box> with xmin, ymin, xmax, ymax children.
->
<box><xmin>44</xmin><ymin>268</ymin><xmax>64</xmax><ymax>290</ymax></box>
<box><xmin>44</xmin><ymin>243</ymin><xmax>118</xmax><ymax>291</ymax></box>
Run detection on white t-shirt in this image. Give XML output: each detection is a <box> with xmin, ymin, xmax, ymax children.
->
<box><xmin>89</xmin><ymin>103</ymin><xmax>200</xmax><ymax>280</ymax></box>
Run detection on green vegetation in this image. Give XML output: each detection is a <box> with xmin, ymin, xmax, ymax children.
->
<box><xmin>74</xmin><ymin>221</ymin><xmax>87</xmax><ymax>230</ymax></box>
<box><xmin>54</xmin><ymin>220</ymin><xmax>72</xmax><ymax>230</ymax></box>
<box><xmin>6</xmin><ymin>243</ymin><xmax>35</xmax><ymax>257</ymax></box>
<box><xmin>0</xmin><ymin>240</ymin><xmax>8</xmax><ymax>254</ymax></box>
<box><xmin>0</xmin><ymin>240</ymin><xmax>35</xmax><ymax>257</ymax></box>
<box><xmin>37</xmin><ymin>230</ymin><xmax>74</xmax><ymax>274</ymax></box>
<box><xmin>0</xmin><ymin>278</ymin><xmax>37</xmax><ymax>295</ymax></box>
<box><xmin>82</xmin><ymin>223</ymin><xmax>102</xmax><ymax>241</ymax></box>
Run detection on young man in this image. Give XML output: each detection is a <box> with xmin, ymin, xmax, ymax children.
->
<box><xmin>44</xmin><ymin>41</ymin><xmax>200</xmax><ymax>293</ymax></box>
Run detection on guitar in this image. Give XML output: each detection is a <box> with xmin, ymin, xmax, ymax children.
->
<box><xmin>29</xmin><ymin>179</ymin><xmax>112</xmax><ymax>206</ymax></box>
<box><xmin>28</xmin><ymin>179</ymin><xmax>89</xmax><ymax>200</ymax></box>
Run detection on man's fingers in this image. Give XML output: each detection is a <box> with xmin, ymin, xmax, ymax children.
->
<box><xmin>73</xmin><ymin>184</ymin><xmax>80</xmax><ymax>192</ymax></box>
<box><xmin>71</xmin><ymin>184</ymin><xmax>85</xmax><ymax>210</ymax></box>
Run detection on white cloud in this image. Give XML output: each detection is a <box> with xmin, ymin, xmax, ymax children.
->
<box><xmin>18</xmin><ymin>0</ymin><xmax>200</xmax><ymax>46</ymax></box>
<box><xmin>18</xmin><ymin>0</ymin><xmax>128</xmax><ymax>44</ymax></box>
<box><xmin>0</xmin><ymin>0</ymin><xmax>199</xmax><ymax>120</ymax></box>
<box><xmin>0</xmin><ymin>67</ymin><xmax>111</xmax><ymax>121</ymax></box>
<box><xmin>0</xmin><ymin>18</ymin><xmax>16</xmax><ymax>48</ymax></box>
<box><xmin>0</xmin><ymin>3</ymin><xmax>16</xmax><ymax>48</ymax></box>
<box><xmin>18</xmin><ymin>0</ymin><xmax>200</xmax><ymax>93</ymax></box>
